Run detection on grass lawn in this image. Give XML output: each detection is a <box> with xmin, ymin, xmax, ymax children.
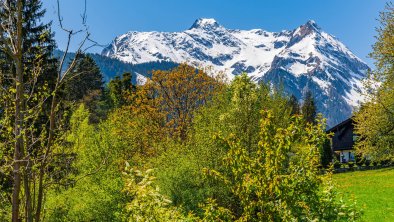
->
<box><xmin>333</xmin><ymin>167</ymin><xmax>394</xmax><ymax>222</ymax></box>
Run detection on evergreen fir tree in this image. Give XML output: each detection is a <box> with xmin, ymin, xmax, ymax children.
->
<box><xmin>108</xmin><ymin>76</ymin><xmax>122</xmax><ymax>108</ymax></box>
<box><xmin>63</xmin><ymin>54</ymin><xmax>104</xmax><ymax>102</ymax></box>
<box><xmin>23</xmin><ymin>0</ymin><xmax>58</xmax><ymax>87</ymax></box>
<box><xmin>0</xmin><ymin>0</ymin><xmax>57</xmax><ymax>97</ymax></box>
<box><xmin>321</xmin><ymin>139</ymin><xmax>333</xmax><ymax>168</ymax></box>
<box><xmin>62</xmin><ymin>54</ymin><xmax>105</xmax><ymax>123</ymax></box>
<box><xmin>107</xmin><ymin>72</ymin><xmax>135</xmax><ymax>108</ymax></box>
<box><xmin>122</xmin><ymin>72</ymin><xmax>133</xmax><ymax>91</ymax></box>
<box><xmin>288</xmin><ymin>94</ymin><xmax>300</xmax><ymax>115</ymax></box>
<box><xmin>0</xmin><ymin>0</ymin><xmax>58</xmax><ymax>130</ymax></box>
<box><xmin>301</xmin><ymin>90</ymin><xmax>317</xmax><ymax>124</ymax></box>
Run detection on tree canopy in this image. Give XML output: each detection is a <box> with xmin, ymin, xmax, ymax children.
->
<box><xmin>354</xmin><ymin>3</ymin><xmax>394</xmax><ymax>161</ymax></box>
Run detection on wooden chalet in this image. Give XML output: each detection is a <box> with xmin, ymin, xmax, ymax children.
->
<box><xmin>326</xmin><ymin>118</ymin><xmax>357</xmax><ymax>163</ymax></box>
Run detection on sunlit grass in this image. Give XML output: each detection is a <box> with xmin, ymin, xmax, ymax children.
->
<box><xmin>333</xmin><ymin>167</ymin><xmax>394</xmax><ymax>222</ymax></box>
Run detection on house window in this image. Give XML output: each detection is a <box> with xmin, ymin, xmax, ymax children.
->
<box><xmin>349</xmin><ymin>152</ymin><xmax>355</xmax><ymax>162</ymax></box>
<box><xmin>341</xmin><ymin>152</ymin><xmax>347</xmax><ymax>163</ymax></box>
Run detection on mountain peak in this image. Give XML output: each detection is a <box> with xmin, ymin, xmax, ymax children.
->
<box><xmin>305</xmin><ymin>20</ymin><xmax>321</xmax><ymax>31</ymax></box>
<box><xmin>189</xmin><ymin>18</ymin><xmax>222</xmax><ymax>30</ymax></box>
<box><xmin>292</xmin><ymin>19</ymin><xmax>322</xmax><ymax>38</ymax></box>
<box><xmin>300</xmin><ymin>20</ymin><xmax>321</xmax><ymax>32</ymax></box>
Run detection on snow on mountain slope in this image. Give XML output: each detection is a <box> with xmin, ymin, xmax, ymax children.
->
<box><xmin>135</xmin><ymin>72</ymin><xmax>147</xmax><ymax>85</ymax></box>
<box><xmin>102</xmin><ymin>18</ymin><xmax>370</xmax><ymax>127</ymax></box>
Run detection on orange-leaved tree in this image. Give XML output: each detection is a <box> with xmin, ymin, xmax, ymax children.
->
<box><xmin>131</xmin><ymin>63</ymin><xmax>223</xmax><ymax>141</ymax></box>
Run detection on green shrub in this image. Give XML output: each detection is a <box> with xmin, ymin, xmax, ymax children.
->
<box><xmin>334</xmin><ymin>160</ymin><xmax>342</xmax><ymax>169</ymax></box>
<box><xmin>121</xmin><ymin>164</ymin><xmax>195</xmax><ymax>222</ymax></box>
<box><xmin>201</xmin><ymin>111</ymin><xmax>361</xmax><ymax>221</ymax></box>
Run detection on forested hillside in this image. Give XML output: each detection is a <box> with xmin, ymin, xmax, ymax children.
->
<box><xmin>54</xmin><ymin>50</ymin><xmax>178</xmax><ymax>83</ymax></box>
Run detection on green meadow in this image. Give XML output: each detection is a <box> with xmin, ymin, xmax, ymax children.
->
<box><xmin>334</xmin><ymin>167</ymin><xmax>394</xmax><ymax>222</ymax></box>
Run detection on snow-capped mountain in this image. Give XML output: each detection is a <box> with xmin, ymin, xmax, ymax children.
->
<box><xmin>102</xmin><ymin>18</ymin><xmax>370</xmax><ymax>127</ymax></box>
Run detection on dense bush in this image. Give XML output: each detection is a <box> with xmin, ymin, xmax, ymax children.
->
<box><xmin>201</xmin><ymin>111</ymin><xmax>360</xmax><ymax>221</ymax></box>
<box><xmin>121</xmin><ymin>164</ymin><xmax>195</xmax><ymax>222</ymax></box>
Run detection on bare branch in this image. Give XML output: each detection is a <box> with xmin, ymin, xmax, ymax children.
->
<box><xmin>81</xmin><ymin>0</ymin><xmax>87</xmax><ymax>25</ymax></box>
<box><xmin>83</xmin><ymin>36</ymin><xmax>107</xmax><ymax>52</ymax></box>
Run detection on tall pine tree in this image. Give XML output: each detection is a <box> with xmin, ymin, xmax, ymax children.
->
<box><xmin>288</xmin><ymin>94</ymin><xmax>301</xmax><ymax>115</ymax></box>
<box><xmin>301</xmin><ymin>90</ymin><xmax>317</xmax><ymax>124</ymax></box>
<box><xmin>107</xmin><ymin>72</ymin><xmax>135</xmax><ymax>108</ymax></box>
<box><xmin>63</xmin><ymin>54</ymin><xmax>104</xmax><ymax>102</ymax></box>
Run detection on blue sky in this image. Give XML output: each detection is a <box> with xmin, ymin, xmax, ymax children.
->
<box><xmin>42</xmin><ymin>0</ymin><xmax>388</xmax><ymax>66</ymax></box>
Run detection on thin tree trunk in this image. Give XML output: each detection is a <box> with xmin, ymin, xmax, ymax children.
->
<box><xmin>35</xmin><ymin>168</ymin><xmax>44</xmax><ymax>222</ymax></box>
<box><xmin>12</xmin><ymin>1</ymin><xmax>24</xmax><ymax>221</ymax></box>
<box><xmin>24</xmin><ymin>163</ymin><xmax>32</xmax><ymax>222</ymax></box>
<box><xmin>23</xmin><ymin>83</ymin><xmax>32</xmax><ymax>222</ymax></box>
<box><xmin>35</xmin><ymin>94</ymin><xmax>57</xmax><ymax>222</ymax></box>
<box><xmin>12</xmin><ymin>49</ymin><xmax>23</xmax><ymax>222</ymax></box>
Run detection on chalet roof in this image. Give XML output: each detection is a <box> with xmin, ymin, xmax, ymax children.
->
<box><xmin>327</xmin><ymin>117</ymin><xmax>356</xmax><ymax>151</ymax></box>
<box><xmin>326</xmin><ymin>117</ymin><xmax>354</xmax><ymax>133</ymax></box>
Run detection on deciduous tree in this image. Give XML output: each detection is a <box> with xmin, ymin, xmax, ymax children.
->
<box><xmin>132</xmin><ymin>63</ymin><xmax>222</xmax><ymax>141</ymax></box>
<box><xmin>0</xmin><ymin>0</ymin><xmax>94</xmax><ymax>220</ymax></box>
<box><xmin>354</xmin><ymin>3</ymin><xmax>394</xmax><ymax>161</ymax></box>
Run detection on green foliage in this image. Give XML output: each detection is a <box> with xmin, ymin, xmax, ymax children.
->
<box><xmin>44</xmin><ymin>105</ymin><xmax>126</xmax><ymax>221</ymax></box>
<box><xmin>215</xmin><ymin>73</ymin><xmax>292</xmax><ymax>150</ymax></box>
<box><xmin>202</xmin><ymin>111</ymin><xmax>360</xmax><ymax>221</ymax></box>
<box><xmin>38</xmin><ymin>73</ymin><xmax>361</xmax><ymax>222</ymax></box>
<box><xmin>354</xmin><ymin>3</ymin><xmax>394</xmax><ymax>161</ymax></box>
<box><xmin>154</xmin><ymin>74</ymin><xmax>293</xmax><ymax>216</ymax></box>
<box><xmin>200</xmin><ymin>198</ymin><xmax>234</xmax><ymax>222</ymax></box>
<box><xmin>107</xmin><ymin>72</ymin><xmax>136</xmax><ymax>108</ymax></box>
<box><xmin>0</xmin><ymin>183</ymin><xmax>10</xmax><ymax>221</ymax></box>
<box><xmin>0</xmin><ymin>1</ymin><xmax>60</xmax><ymax>220</ymax></box>
<box><xmin>226</xmin><ymin>74</ymin><xmax>267</xmax><ymax>151</ymax></box>
<box><xmin>154</xmin><ymin>140</ymin><xmax>230</xmax><ymax>215</ymax></box>
<box><xmin>121</xmin><ymin>164</ymin><xmax>195</xmax><ymax>222</ymax></box>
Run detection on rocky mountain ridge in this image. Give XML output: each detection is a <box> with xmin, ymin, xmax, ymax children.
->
<box><xmin>102</xmin><ymin>18</ymin><xmax>370</xmax><ymax>126</ymax></box>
